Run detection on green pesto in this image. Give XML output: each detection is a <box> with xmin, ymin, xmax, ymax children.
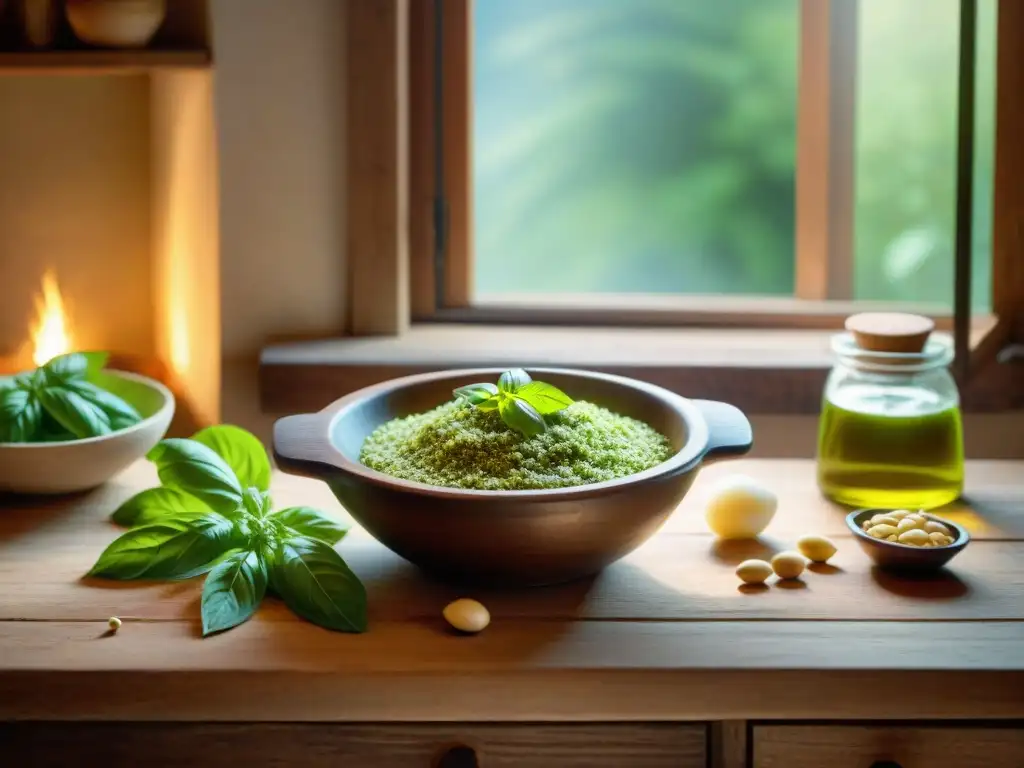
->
<box><xmin>359</xmin><ymin>400</ymin><xmax>674</xmax><ymax>491</ymax></box>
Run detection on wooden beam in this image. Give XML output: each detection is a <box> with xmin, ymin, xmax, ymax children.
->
<box><xmin>992</xmin><ymin>0</ymin><xmax>1024</xmax><ymax>341</ymax></box>
<box><xmin>440</xmin><ymin>0</ymin><xmax>474</xmax><ymax>308</ymax></box>
<box><xmin>795</xmin><ymin>0</ymin><xmax>857</xmax><ymax>300</ymax></box>
<box><xmin>409</xmin><ymin>0</ymin><xmax>438</xmax><ymax>318</ymax></box>
<box><xmin>408</xmin><ymin>0</ymin><xmax>472</xmax><ymax>317</ymax></box>
<box><xmin>347</xmin><ymin>0</ymin><xmax>411</xmax><ymax>336</ymax></box>
<box><xmin>710</xmin><ymin>721</ymin><xmax>748</xmax><ymax>768</ymax></box>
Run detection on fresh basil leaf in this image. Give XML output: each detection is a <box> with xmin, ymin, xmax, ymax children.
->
<box><xmin>36</xmin><ymin>429</ymin><xmax>77</xmax><ymax>443</ymax></box>
<box><xmin>191</xmin><ymin>425</ymin><xmax>272</xmax><ymax>492</ymax></box>
<box><xmin>38</xmin><ymin>386</ymin><xmax>112</xmax><ymax>439</ymax></box>
<box><xmin>475</xmin><ymin>396</ymin><xmax>501</xmax><ymax>412</ymax></box>
<box><xmin>87</xmin><ymin>513</ymin><xmax>243</xmax><ymax>580</ymax></box>
<box><xmin>514</xmin><ymin>381</ymin><xmax>574</xmax><ymax>415</ymax></box>
<box><xmin>64</xmin><ymin>379</ymin><xmax>141</xmax><ymax>429</ymax></box>
<box><xmin>111</xmin><ymin>486</ymin><xmax>210</xmax><ymax>527</ymax></box>
<box><xmin>146</xmin><ymin>439</ymin><xmax>244</xmax><ymax>515</ymax></box>
<box><xmin>453</xmin><ymin>382</ymin><xmax>499</xmax><ymax>406</ymax></box>
<box><xmin>0</xmin><ymin>387</ymin><xmax>41</xmax><ymax>443</ymax></box>
<box><xmin>497</xmin><ymin>368</ymin><xmax>532</xmax><ymax>394</ymax></box>
<box><xmin>273</xmin><ymin>506</ymin><xmax>348</xmax><ymax>546</ymax></box>
<box><xmin>272</xmin><ymin>537</ymin><xmax>367</xmax><ymax>632</ymax></box>
<box><xmin>241</xmin><ymin>486</ymin><xmax>272</xmax><ymax>518</ymax></box>
<box><xmin>12</xmin><ymin>370</ymin><xmax>42</xmax><ymax>392</ymax></box>
<box><xmin>266</xmin><ymin>544</ymin><xmax>285</xmax><ymax>597</ymax></box>
<box><xmin>201</xmin><ymin>549</ymin><xmax>268</xmax><ymax>636</ymax></box>
<box><xmin>181</xmin><ymin>546</ymin><xmax>245</xmax><ymax>580</ymax></box>
<box><xmin>42</xmin><ymin>351</ymin><xmax>108</xmax><ymax>384</ymax></box>
<box><xmin>498</xmin><ymin>395</ymin><xmax>546</xmax><ymax>437</ymax></box>
<box><xmin>36</xmin><ymin>408</ymin><xmax>76</xmax><ymax>442</ymax></box>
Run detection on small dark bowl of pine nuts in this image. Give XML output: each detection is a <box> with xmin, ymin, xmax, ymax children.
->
<box><xmin>846</xmin><ymin>508</ymin><xmax>970</xmax><ymax>572</ymax></box>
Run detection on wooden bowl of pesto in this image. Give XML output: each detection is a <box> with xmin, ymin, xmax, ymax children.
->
<box><xmin>273</xmin><ymin>368</ymin><xmax>753</xmax><ymax>586</ymax></box>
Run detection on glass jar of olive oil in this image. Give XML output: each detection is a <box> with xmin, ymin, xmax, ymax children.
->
<box><xmin>816</xmin><ymin>313</ymin><xmax>964</xmax><ymax>509</ymax></box>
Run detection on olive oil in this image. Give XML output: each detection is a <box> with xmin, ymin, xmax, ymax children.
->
<box><xmin>817</xmin><ymin>385</ymin><xmax>964</xmax><ymax>509</ymax></box>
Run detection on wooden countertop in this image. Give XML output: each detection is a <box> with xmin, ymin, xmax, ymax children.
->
<box><xmin>2</xmin><ymin>459</ymin><xmax>1023</xmax><ymax>722</ymax></box>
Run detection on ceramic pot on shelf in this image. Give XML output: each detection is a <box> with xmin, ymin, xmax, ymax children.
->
<box><xmin>65</xmin><ymin>0</ymin><xmax>166</xmax><ymax>48</ymax></box>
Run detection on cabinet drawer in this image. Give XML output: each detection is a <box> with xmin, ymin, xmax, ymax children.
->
<box><xmin>0</xmin><ymin>722</ymin><xmax>707</xmax><ymax>768</ymax></box>
<box><xmin>754</xmin><ymin>725</ymin><xmax>1024</xmax><ymax>768</ymax></box>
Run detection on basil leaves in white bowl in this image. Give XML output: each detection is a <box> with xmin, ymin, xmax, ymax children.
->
<box><xmin>0</xmin><ymin>351</ymin><xmax>175</xmax><ymax>494</ymax></box>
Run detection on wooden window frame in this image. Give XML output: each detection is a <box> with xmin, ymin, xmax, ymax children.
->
<box><xmin>292</xmin><ymin>0</ymin><xmax>1024</xmax><ymax>417</ymax></box>
<box><xmin>408</xmin><ymin>0</ymin><xmax>858</xmax><ymax>317</ymax></box>
<box><xmin>398</xmin><ymin>0</ymin><xmax>1020</xmax><ymax>337</ymax></box>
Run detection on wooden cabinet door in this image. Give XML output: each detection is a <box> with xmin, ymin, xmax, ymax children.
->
<box><xmin>0</xmin><ymin>722</ymin><xmax>707</xmax><ymax>767</ymax></box>
<box><xmin>754</xmin><ymin>724</ymin><xmax>1024</xmax><ymax>768</ymax></box>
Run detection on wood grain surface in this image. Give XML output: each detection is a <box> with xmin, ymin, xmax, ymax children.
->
<box><xmin>5</xmin><ymin>533</ymin><xmax>1024</xmax><ymax>623</ymax></box>
<box><xmin>753</xmin><ymin>725</ymin><xmax>1024</xmax><ymax>768</ymax></box>
<box><xmin>1</xmin><ymin>459</ymin><xmax>1022</xmax><ymax>721</ymax></box>
<box><xmin>2</xmin><ymin>461</ymin><xmax>1022</xmax><ymax>623</ymax></box>
<box><xmin>0</xmin><ymin>722</ymin><xmax>706</xmax><ymax>768</ymax></box>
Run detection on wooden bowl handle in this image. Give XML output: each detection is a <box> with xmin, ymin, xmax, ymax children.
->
<box><xmin>693</xmin><ymin>399</ymin><xmax>753</xmax><ymax>461</ymax></box>
<box><xmin>272</xmin><ymin>412</ymin><xmax>335</xmax><ymax>479</ymax></box>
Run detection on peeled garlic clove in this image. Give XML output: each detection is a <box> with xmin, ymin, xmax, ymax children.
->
<box><xmin>924</xmin><ymin>520</ymin><xmax>952</xmax><ymax>536</ymax></box>
<box><xmin>867</xmin><ymin>524</ymin><xmax>898</xmax><ymax>539</ymax></box>
<box><xmin>796</xmin><ymin>534</ymin><xmax>837</xmax><ymax>563</ymax></box>
<box><xmin>704</xmin><ymin>475</ymin><xmax>777</xmax><ymax>540</ymax></box>
<box><xmin>898</xmin><ymin>528</ymin><xmax>931</xmax><ymax>547</ymax></box>
<box><xmin>896</xmin><ymin>517</ymin><xmax>920</xmax><ymax>533</ymax></box>
<box><xmin>443</xmin><ymin>598</ymin><xmax>490</xmax><ymax>634</ymax></box>
<box><xmin>736</xmin><ymin>559</ymin><xmax>773</xmax><ymax>585</ymax></box>
<box><xmin>771</xmin><ymin>551</ymin><xmax>806</xmax><ymax>580</ymax></box>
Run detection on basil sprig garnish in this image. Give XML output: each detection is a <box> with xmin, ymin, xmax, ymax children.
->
<box><xmin>88</xmin><ymin>424</ymin><xmax>365</xmax><ymax>637</ymax></box>
<box><xmin>454</xmin><ymin>368</ymin><xmax>573</xmax><ymax>437</ymax></box>
<box><xmin>0</xmin><ymin>351</ymin><xmax>141</xmax><ymax>443</ymax></box>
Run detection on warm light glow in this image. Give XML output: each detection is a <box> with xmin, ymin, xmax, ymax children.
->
<box><xmin>31</xmin><ymin>270</ymin><xmax>73</xmax><ymax>367</ymax></box>
<box><xmin>169</xmin><ymin>303</ymin><xmax>192</xmax><ymax>375</ymax></box>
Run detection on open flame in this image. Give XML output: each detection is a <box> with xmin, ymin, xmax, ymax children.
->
<box><xmin>30</xmin><ymin>270</ymin><xmax>73</xmax><ymax>367</ymax></box>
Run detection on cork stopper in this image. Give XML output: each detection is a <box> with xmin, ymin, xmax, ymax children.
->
<box><xmin>845</xmin><ymin>312</ymin><xmax>934</xmax><ymax>356</ymax></box>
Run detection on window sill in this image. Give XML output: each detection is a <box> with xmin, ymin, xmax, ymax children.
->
<box><xmin>259</xmin><ymin>321</ymin><xmax>1020</xmax><ymax>415</ymax></box>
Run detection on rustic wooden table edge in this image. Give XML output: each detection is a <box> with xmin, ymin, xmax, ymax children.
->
<box><xmin>1</xmin><ymin>666</ymin><xmax>1023</xmax><ymax>722</ymax></box>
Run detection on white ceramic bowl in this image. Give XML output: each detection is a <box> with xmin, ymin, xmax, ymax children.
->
<box><xmin>0</xmin><ymin>370</ymin><xmax>175</xmax><ymax>495</ymax></box>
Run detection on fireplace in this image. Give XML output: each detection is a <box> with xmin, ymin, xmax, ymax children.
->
<box><xmin>0</xmin><ymin>267</ymin><xmax>207</xmax><ymax>437</ymax></box>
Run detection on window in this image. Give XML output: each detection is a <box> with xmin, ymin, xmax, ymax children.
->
<box><xmin>325</xmin><ymin>0</ymin><xmax>1023</xmax><ymax>416</ymax></box>
<box><xmin>474</xmin><ymin>0</ymin><xmax>801</xmax><ymax>298</ymax></box>
<box><xmin>412</xmin><ymin>0</ymin><xmax>998</xmax><ymax>326</ymax></box>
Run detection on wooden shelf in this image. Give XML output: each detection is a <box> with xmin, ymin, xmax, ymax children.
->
<box><xmin>258</xmin><ymin>320</ymin><xmax>1023</xmax><ymax>416</ymax></box>
<box><xmin>0</xmin><ymin>49</ymin><xmax>211</xmax><ymax>74</ymax></box>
